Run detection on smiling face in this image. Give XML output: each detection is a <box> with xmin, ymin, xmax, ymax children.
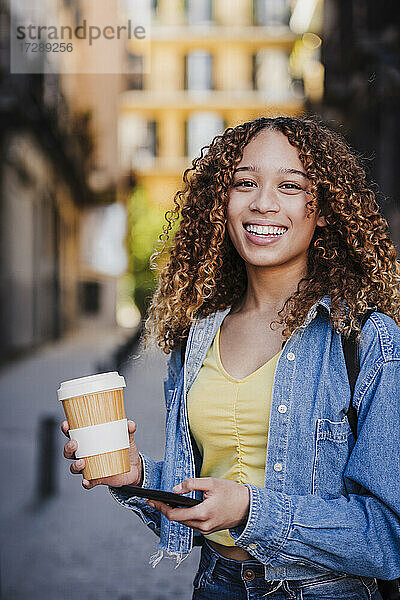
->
<box><xmin>226</xmin><ymin>128</ymin><xmax>327</xmax><ymax>273</ymax></box>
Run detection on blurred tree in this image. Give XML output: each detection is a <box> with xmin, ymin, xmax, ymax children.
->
<box><xmin>126</xmin><ymin>184</ymin><xmax>178</xmax><ymax>317</ymax></box>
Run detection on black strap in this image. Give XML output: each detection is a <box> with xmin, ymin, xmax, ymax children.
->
<box><xmin>180</xmin><ymin>339</ymin><xmax>186</xmax><ymax>366</ymax></box>
<box><xmin>341</xmin><ymin>309</ymin><xmax>375</xmax><ymax>439</ymax></box>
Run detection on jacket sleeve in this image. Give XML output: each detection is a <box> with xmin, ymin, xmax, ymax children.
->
<box><xmin>108</xmin><ymin>346</ymin><xmax>183</xmax><ymax>537</ymax></box>
<box><xmin>109</xmin><ymin>452</ymin><xmax>163</xmax><ymax>537</ymax></box>
<box><xmin>229</xmin><ymin>359</ymin><xmax>400</xmax><ymax>580</ymax></box>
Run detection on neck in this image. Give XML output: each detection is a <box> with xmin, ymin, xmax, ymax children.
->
<box><xmin>237</xmin><ymin>260</ymin><xmax>308</xmax><ymax>316</ymax></box>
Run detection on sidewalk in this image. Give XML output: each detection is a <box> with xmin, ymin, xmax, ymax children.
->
<box><xmin>0</xmin><ymin>325</ymin><xmax>200</xmax><ymax>599</ymax></box>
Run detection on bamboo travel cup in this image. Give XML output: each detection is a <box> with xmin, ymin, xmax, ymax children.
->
<box><xmin>57</xmin><ymin>372</ymin><xmax>130</xmax><ymax>480</ymax></box>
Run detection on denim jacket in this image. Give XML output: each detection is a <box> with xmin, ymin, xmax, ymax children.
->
<box><xmin>110</xmin><ymin>295</ymin><xmax>400</xmax><ymax>580</ymax></box>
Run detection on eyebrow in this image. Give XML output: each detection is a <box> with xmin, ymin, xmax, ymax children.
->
<box><xmin>233</xmin><ymin>165</ymin><xmax>309</xmax><ymax>180</ymax></box>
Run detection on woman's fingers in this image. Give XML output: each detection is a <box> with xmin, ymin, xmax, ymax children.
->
<box><xmin>70</xmin><ymin>458</ymin><xmax>85</xmax><ymax>474</ymax></box>
<box><xmin>61</xmin><ymin>420</ymin><xmax>70</xmax><ymax>437</ymax></box>
<box><xmin>82</xmin><ymin>477</ymin><xmax>102</xmax><ymax>490</ymax></box>
<box><xmin>63</xmin><ymin>439</ymin><xmax>77</xmax><ymax>459</ymax></box>
<box><xmin>127</xmin><ymin>419</ymin><xmax>136</xmax><ymax>435</ymax></box>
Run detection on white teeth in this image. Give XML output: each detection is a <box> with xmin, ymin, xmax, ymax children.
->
<box><xmin>244</xmin><ymin>224</ymin><xmax>287</xmax><ymax>236</ymax></box>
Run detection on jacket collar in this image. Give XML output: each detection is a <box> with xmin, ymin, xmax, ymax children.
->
<box><xmin>317</xmin><ymin>295</ymin><xmax>331</xmax><ymax>314</ymax></box>
<box><xmin>195</xmin><ymin>295</ymin><xmax>334</xmax><ymax>328</ymax></box>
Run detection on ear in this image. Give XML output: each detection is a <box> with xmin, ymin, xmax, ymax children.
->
<box><xmin>316</xmin><ymin>214</ymin><xmax>327</xmax><ymax>227</ymax></box>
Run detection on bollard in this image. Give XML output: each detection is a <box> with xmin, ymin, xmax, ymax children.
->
<box><xmin>37</xmin><ymin>416</ymin><xmax>58</xmax><ymax>499</ymax></box>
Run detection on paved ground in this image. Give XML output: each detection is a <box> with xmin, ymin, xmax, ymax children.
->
<box><xmin>0</xmin><ymin>327</ymin><xmax>200</xmax><ymax>599</ymax></box>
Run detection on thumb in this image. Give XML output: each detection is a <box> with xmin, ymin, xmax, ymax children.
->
<box><xmin>82</xmin><ymin>477</ymin><xmax>103</xmax><ymax>490</ymax></box>
<box><xmin>173</xmin><ymin>477</ymin><xmax>214</xmax><ymax>494</ymax></box>
<box><xmin>127</xmin><ymin>420</ymin><xmax>137</xmax><ymax>437</ymax></box>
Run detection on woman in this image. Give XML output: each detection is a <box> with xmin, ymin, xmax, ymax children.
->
<box><xmin>63</xmin><ymin>116</ymin><xmax>400</xmax><ymax>599</ymax></box>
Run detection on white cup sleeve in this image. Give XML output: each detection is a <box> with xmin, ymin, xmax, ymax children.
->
<box><xmin>69</xmin><ymin>418</ymin><xmax>129</xmax><ymax>458</ymax></box>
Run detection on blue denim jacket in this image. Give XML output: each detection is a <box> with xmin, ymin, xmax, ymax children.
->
<box><xmin>110</xmin><ymin>295</ymin><xmax>400</xmax><ymax>580</ymax></box>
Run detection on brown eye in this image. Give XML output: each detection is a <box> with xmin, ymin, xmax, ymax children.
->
<box><xmin>279</xmin><ymin>183</ymin><xmax>305</xmax><ymax>194</ymax></box>
<box><xmin>233</xmin><ymin>180</ymin><xmax>256</xmax><ymax>188</ymax></box>
<box><xmin>280</xmin><ymin>183</ymin><xmax>302</xmax><ymax>189</ymax></box>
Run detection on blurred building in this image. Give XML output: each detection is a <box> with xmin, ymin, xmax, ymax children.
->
<box><xmin>119</xmin><ymin>0</ymin><xmax>324</xmax><ymax>208</ymax></box>
<box><xmin>0</xmin><ymin>0</ymin><xmax>327</xmax><ymax>362</ymax></box>
<box><xmin>319</xmin><ymin>0</ymin><xmax>400</xmax><ymax>250</ymax></box>
<box><xmin>0</xmin><ymin>0</ymin><xmax>126</xmax><ymax>364</ymax></box>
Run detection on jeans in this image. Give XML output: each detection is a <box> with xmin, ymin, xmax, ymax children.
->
<box><xmin>192</xmin><ymin>540</ymin><xmax>383</xmax><ymax>600</ymax></box>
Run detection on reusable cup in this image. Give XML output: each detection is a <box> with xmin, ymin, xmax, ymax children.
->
<box><xmin>57</xmin><ymin>372</ymin><xmax>129</xmax><ymax>480</ymax></box>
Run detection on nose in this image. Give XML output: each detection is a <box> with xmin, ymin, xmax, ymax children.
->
<box><xmin>249</xmin><ymin>185</ymin><xmax>279</xmax><ymax>213</ymax></box>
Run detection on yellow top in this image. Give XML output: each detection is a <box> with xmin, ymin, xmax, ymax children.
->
<box><xmin>187</xmin><ymin>326</ymin><xmax>282</xmax><ymax>546</ymax></box>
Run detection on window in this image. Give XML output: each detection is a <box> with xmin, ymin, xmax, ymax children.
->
<box><xmin>126</xmin><ymin>53</ymin><xmax>144</xmax><ymax>90</ymax></box>
<box><xmin>186</xmin><ymin>112</ymin><xmax>224</xmax><ymax>159</ymax></box>
<box><xmin>119</xmin><ymin>115</ymin><xmax>157</xmax><ymax>170</ymax></box>
<box><xmin>185</xmin><ymin>51</ymin><xmax>213</xmax><ymax>90</ymax></box>
<box><xmin>80</xmin><ymin>281</ymin><xmax>100</xmax><ymax>314</ymax></box>
<box><xmin>185</xmin><ymin>0</ymin><xmax>213</xmax><ymax>25</ymax></box>
<box><xmin>253</xmin><ymin>0</ymin><xmax>290</xmax><ymax>26</ymax></box>
<box><xmin>253</xmin><ymin>49</ymin><xmax>291</xmax><ymax>101</ymax></box>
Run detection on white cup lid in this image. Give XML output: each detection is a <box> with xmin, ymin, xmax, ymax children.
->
<box><xmin>57</xmin><ymin>371</ymin><xmax>126</xmax><ymax>401</ymax></box>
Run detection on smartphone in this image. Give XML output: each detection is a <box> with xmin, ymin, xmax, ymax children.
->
<box><xmin>118</xmin><ymin>485</ymin><xmax>203</xmax><ymax>507</ymax></box>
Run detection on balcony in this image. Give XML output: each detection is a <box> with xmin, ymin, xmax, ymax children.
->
<box><xmin>120</xmin><ymin>89</ymin><xmax>303</xmax><ymax>112</ymax></box>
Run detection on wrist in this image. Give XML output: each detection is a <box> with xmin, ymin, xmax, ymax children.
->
<box><xmin>123</xmin><ymin>455</ymin><xmax>143</xmax><ymax>487</ymax></box>
<box><xmin>138</xmin><ymin>455</ymin><xmax>144</xmax><ymax>486</ymax></box>
<box><xmin>134</xmin><ymin>454</ymin><xmax>144</xmax><ymax>487</ymax></box>
<box><xmin>240</xmin><ymin>484</ymin><xmax>250</xmax><ymax>524</ymax></box>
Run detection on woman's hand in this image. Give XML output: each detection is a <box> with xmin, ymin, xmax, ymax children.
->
<box><xmin>61</xmin><ymin>419</ymin><xmax>143</xmax><ymax>490</ymax></box>
<box><xmin>145</xmin><ymin>477</ymin><xmax>250</xmax><ymax>534</ymax></box>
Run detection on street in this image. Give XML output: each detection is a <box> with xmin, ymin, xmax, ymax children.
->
<box><xmin>0</xmin><ymin>327</ymin><xmax>200</xmax><ymax>599</ymax></box>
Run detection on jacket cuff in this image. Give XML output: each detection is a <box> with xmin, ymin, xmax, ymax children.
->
<box><xmin>228</xmin><ymin>484</ymin><xmax>293</xmax><ymax>563</ymax></box>
<box><xmin>108</xmin><ymin>485</ymin><xmax>161</xmax><ymax>536</ymax></box>
<box><xmin>140</xmin><ymin>452</ymin><xmax>162</xmax><ymax>489</ymax></box>
<box><xmin>108</xmin><ymin>452</ymin><xmax>163</xmax><ymax>536</ymax></box>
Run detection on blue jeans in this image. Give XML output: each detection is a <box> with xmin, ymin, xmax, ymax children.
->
<box><xmin>192</xmin><ymin>540</ymin><xmax>383</xmax><ymax>600</ymax></box>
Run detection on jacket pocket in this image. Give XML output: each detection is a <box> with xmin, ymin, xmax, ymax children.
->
<box><xmin>312</xmin><ymin>417</ymin><xmax>354</xmax><ymax>498</ymax></box>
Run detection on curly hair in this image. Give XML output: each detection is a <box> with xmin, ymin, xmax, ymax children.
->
<box><xmin>144</xmin><ymin>115</ymin><xmax>400</xmax><ymax>354</ymax></box>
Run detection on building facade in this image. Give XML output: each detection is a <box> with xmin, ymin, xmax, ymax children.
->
<box><xmin>0</xmin><ymin>0</ymin><xmax>125</xmax><ymax>363</ymax></box>
<box><xmin>119</xmin><ymin>0</ymin><xmax>323</xmax><ymax>209</ymax></box>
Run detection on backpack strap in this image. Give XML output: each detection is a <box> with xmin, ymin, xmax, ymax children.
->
<box><xmin>180</xmin><ymin>339</ymin><xmax>187</xmax><ymax>367</ymax></box>
<box><xmin>341</xmin><ymin>309</ymin><xmax>375</xmax><ymax>439</ymax></box>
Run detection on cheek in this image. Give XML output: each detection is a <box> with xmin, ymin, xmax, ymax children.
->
<box><xmin>226</xmin><ymin>221</ymin><xmax>237</xmax><ymax>245</ymax></box>
<box><xmin>226</xmin><ymin>202</ymin><xmax>241</xmax><ymax>232</ymax></box>
<box><xmin>293</xmin><ymin>202</ymin><xmax>318</xmax><ymax>228</ymax></box>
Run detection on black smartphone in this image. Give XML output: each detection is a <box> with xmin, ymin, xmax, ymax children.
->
<box><xmin>118</xmin><ymin>485</ymin><xmax>203</xmax><ymax>507</ymax></box>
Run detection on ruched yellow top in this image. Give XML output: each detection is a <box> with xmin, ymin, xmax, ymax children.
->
<box><xmin>187</xmin><ymin>326</ymin><xmax>282</xmax><ymax>546</ymax></box>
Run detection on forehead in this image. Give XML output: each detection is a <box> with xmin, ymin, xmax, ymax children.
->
<box><xmin>239</xmin><ymin>129</ymin><xmax>303</xmax><ymax>168</ymax></box>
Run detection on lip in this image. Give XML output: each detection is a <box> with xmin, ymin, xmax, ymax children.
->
<box><xmin>243</xmin><ymin>224</ymin><xmax>288</xmax><ymax>246</ymax></box>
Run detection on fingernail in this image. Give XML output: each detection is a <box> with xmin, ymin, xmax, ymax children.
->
<box><xmin>173</xmin><ymin>484</ymin><xmax>182</xmax><ymax>493</ymax></box>
<box><xmin>148</xmin><ymin>501</ymin><xmax>155</xmax><ymax>508</ymax></box>
<box><xmin>76</xmin><ymin>459</ymin><xmax>84</xmax><ymax>468</ymax></box>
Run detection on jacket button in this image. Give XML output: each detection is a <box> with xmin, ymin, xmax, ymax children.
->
<box><xmin>278</xmin><ymin>404</ymin><xmax>287</xmax><ymax>413</ymax></box>
<box><xmin>243</xmin><ymin>569</ymin><xmax>256</xmax><ymax>581</ymax></box>
<box><xmin>274</xmin><ymin>462</ymin><xmax>283</xmax><ymax>472</ymax></box>
<box><xmin>248</xmin><ymin>542</ymin><xmax>257</xmax><ymax>550</ymax></box>
<box><xmin>286</xmin><ymin>352</ymin><xmax>295</xmax><ymax>361</ymax></box>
